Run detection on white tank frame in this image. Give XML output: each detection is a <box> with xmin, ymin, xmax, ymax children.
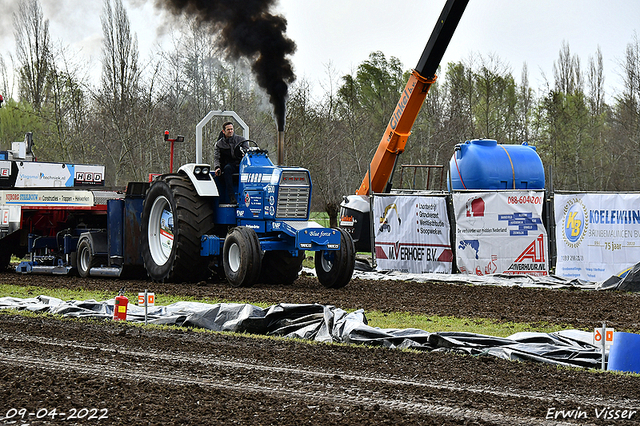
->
<box><xmin>195</xmin><ymin>110</ymin><xmax>249</xmax><ymax>164</ymax></box>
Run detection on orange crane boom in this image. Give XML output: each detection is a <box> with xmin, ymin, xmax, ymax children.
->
<box><xmin>356</xmin><ymin>0</ymin><xmax>468</xmax><ymax>196</ymax></box>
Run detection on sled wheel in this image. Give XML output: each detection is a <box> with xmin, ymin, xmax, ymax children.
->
<box><xmin>76</xmin><ymin>236</ymin><xmax>99</xmax><ymax>278</ymax></box>
<box><xmin>260</xmin><ymin>250</ymin><xmax>304</xmax><ymax>285</ymax></box>
<box><xmin>223</xmin><ymin>227</ymin><xmax>262</xmax><ymax>288</ymax></box>
<box><xmin>141</xmin><ymin>174</ymin><xmax>215</xmax><ymax>282</ymax></box>
<box><xmin>315</xmin><ymin>228</ymin><xmax>355</xmax><ymax>289</ymax></box>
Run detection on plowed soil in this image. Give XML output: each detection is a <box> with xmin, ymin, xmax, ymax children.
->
<box><xmin>1</xmin><ymin>270</ymin><xmax>640</xmax><ymax>425</ymax></box>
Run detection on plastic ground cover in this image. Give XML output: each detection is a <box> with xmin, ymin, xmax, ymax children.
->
<box><xmin>347</xmin><ymin>260</ymin><xmax>640</xmax><ymax>291</ymax></box>
<box><xmin>0</xmin><ymin>296</ymin><xmax>603</xmax><ymax>368</ymax></box>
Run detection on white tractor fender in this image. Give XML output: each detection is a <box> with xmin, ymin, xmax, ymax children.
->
<box><xmin>178</xmin><ymin>163</ymin><xmax>219</xmax><ymax>197</ymax></box>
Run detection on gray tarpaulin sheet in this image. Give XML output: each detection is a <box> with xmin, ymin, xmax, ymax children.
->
<box><xmin>0</xmin><ymin>296</ymin><xmax>603</xmax><ymax>368</ymax></box>
<box><xmin>344</xmin><ymin>259</ymin><xmax>640</xmax><ymax>291</ymax></box>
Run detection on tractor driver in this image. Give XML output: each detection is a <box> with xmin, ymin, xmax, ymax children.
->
<box><xmin>213</xmin><ymin>121</ymin><xmax>249</xmax><ymax>204</ymax></box>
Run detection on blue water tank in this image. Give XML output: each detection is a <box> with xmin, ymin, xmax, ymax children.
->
<box><xmin>448</xmin><ymin>139</ymin><xmax>545</xmax><ymax>190</ymax></box>
<box><xmin>608</xmin><ymin>332</ymin><xmax>640</xmax><ymax>374</ymax></box>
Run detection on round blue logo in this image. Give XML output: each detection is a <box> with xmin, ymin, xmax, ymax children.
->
<box><xmin>562</xmin><ymin>199</ymin><xmax>588</xmax><ymax>247</ymax></box>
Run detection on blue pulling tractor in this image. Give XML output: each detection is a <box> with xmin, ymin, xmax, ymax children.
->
<box><xmin>1</xmin><ymin>112</ymin><xmax>355</xmax><ymax>288</ymax></box>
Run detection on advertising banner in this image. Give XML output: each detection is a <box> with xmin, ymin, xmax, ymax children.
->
<box><xmin>1</xmin><ymin>190</ymin><xmax>95</xmax><ymax>207</ymax></box>
<box><xmin>0</xmin><ymin>205</ymin><xmax>21</xmax><ymax>235</ymax></box>
<box><xmin>453</xmin><ymin>191</ymin><xmax>548</xmax><ymax>276</ymax></box>
<box><xmin>73</xmin><ymin>165</ymin><xmax>105</xmax><ymax>186</ymax></box>
<box><xmin>555</xmin><ymin>193</ymin><xmax>640</xmax><ymax>281</ymax></box>
<box><xmin>373</xmin><ymin>194</ymin><xmax>452</xmax><ymax>274</ymax></box>
<box><xmin>0</xmin><ymin>161</ymin><xmax>10</xmax><ymax>178</ymax></box>
<box><xmin>0</xmin><ymin>160</ymin><xmax>14</xmax><ymax>188</ymax></box>
<box><xmin>14</xmin><ymin>162</ymin><xmax>104</xmax><ymax>187</ymax></box>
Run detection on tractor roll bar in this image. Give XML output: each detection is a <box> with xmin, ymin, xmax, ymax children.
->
<box><xmin>195</xmin><ymin>110</ymin><xmax>250</xmax><ymax>164</ymax></box>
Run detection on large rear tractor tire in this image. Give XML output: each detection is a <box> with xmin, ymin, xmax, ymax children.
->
<box><xmin>260</xmin><ymin>250</ymin><xmax>304</xmax><ymax>285</ymax></box>
<box><xmin>315</xmin><ymin>228</ymin><xmax>355</xmax><ymax>289</ymax></box>
<box><xmin>141</xmin><ymin>174</ymin><xmax>215</xmax><ymax>283</ymax></box>
<box><xmin>223</xmin><ymin>227</ymin><xmax>262</xmax><ymax>288</ymax></box>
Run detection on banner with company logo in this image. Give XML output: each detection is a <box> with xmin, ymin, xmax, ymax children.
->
<box><xmin>15</xmin><ymin>162</ymin><xmax>104</xmax><ymax>187</ymax></box>
<box><xmin>555</xmin><ymin>193</ymin><xmax>640</xmax><ymax>281</ymax></box>
<box><xmin>453</xmin><ymin>191</ymin><xmax>548</xmax><ymax>276</ymax></box>
<box><xmin>373</xmin><ymin>194</ymin><xmax>451</xmax><ymax>273</ymax></box>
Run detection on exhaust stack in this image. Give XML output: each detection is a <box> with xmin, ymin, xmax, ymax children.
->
<box><xmin>277</xmin><ymin>130</ymin><xmax>285</xmax><ymax>166</ymax></box>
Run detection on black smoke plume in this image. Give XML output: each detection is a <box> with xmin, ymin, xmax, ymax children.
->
<box><xmin>156</xmin><ymin>0</ymin><xmax>296</xmax><ymax>131</ymax></box>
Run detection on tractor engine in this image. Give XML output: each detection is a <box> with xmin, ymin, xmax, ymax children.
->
<box><xmin>236</xmin><ymin>148</ymin><xmax>312</xmax><ymax>225</ymax></box>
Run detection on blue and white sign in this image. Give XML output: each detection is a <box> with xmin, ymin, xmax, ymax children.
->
<box><xmin>16</xmin><ymin>162</ymin><xmax>71</xmax><ymax>187</ymax></box>
<box><xmin>454</xmin><ymin>191</ymin><xmax>548</xmax><ymax>276</ymax></box>
<box><xmin>555</xmin><ymin>193</ymin><xmax>640</xmax><ymax>281</ymax></box>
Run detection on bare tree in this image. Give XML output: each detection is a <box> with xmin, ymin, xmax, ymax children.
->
<box><xmin>43</xmin><ymin>43</ymin><xmax>93</xmax><ymax>163</ymax></box>
<box><xmin>517</xmin><ymin>63</ymin><xmax>535</xmax><ymax>142</ymax></box>
<box><xmin>95</xmin><ymin>0</ymin><xmax>143</xmax><ymax>185</ymax></box>
<box><xmin>587</xmin><ymin>47</ymin><xmax>606</xmax><ymax>116</ymax></box>
<box><xmin>473</xmin><ymin>54</ymin><xmax>517</xmax><ymax>143</ymax></box>
<box><xmin>442</xmin><ymin>58</ymin><xmax>476</xmax><ymax>141</ymax></box>
<box><xmin>0</xmin><ymin>54</ymin><xmax>14</xmax><ymax>99</ymax></box>
<box><xmin>553</xmin><ymin>41</ymin><xmax>583</xmax><ymax>95</ymax></box>
<box><xmin>609</xmin><ymin>33</ymin><xmax>640</xmax><ymax>190</ymax></box>
<box><xmin>13</xmin><ymin>0</ymin><xmax>52</xmax><ymax>111</ymax></box>
<box><xmin>155</xmin><ymin>21</ymin><xmax>265</xmax><ymax>172</ymax></box>
<box><xmin>402</xmin><ymin>71</ymin><xmax>450</xmax><ymax>190</ymax></box>
<box><xmin>100</xmin><ymin>0</ymin><xmax>139</xmax><ymax>109</ymax></box>
<box><xmin>620</xmin><ymin>34</ymin><xmax>640</xmax><ymax>109</ymax></box>
<box><xmin>337</xmin><ymin>52</ymin><xmax>405</xmax><ymax>186</ymax></box>
<box><xmin>286</xmin><ymin>77</ymin><xmax>351</xmax><ymax>227</ymax></box>
<box><xmin>537</xmin><ymin>43</ymin><xmax>608</xmax><ymax>190</ymax></box>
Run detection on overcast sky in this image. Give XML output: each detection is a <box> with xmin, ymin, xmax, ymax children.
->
<box><xmin>1</xmin><ymin>0</ymin><xmax>639</xmax><ymax>101</ymax></box>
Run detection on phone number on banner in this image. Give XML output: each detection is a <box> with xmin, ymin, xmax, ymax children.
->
<box><xmin>507</xmin><ymin>195</ymin><xmax>543</xmax><ymax>205</ymax></box>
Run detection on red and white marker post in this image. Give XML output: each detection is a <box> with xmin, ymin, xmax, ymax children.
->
<box><xmin>138</xmin><ymin>290</ymin><xmax>155</xmax><ymax>325</ymax></box>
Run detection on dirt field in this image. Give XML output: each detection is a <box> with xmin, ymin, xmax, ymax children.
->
<box><xmin>1</xmin><ymin>271</ymin><xmax>640</xmax><ymax>425</ymax></box>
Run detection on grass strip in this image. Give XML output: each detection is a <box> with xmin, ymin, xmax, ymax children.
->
<box><xmin>365</xmin><ymin>311</ymin><xmax>569</xmax><ymax>337</ymax></box>
<box><xmin>0</xmin><ymin>283</ymin><xmax>573</xmax><ymax>337</ymax></box>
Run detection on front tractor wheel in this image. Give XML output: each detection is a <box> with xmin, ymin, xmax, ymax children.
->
<box><xmin>315</xmin><ymin>228</ymin><xmax>356</xmax><ymax>289</ymax></box>
<box><xmin>223</xmin><ymin>227</ymin><xmax>262</xmax><ymax>288</ymax></box>
<box><xmin>141</xmin><ymin>174</ymin><xmax>214</xmax><ymax>282</ymax></box>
